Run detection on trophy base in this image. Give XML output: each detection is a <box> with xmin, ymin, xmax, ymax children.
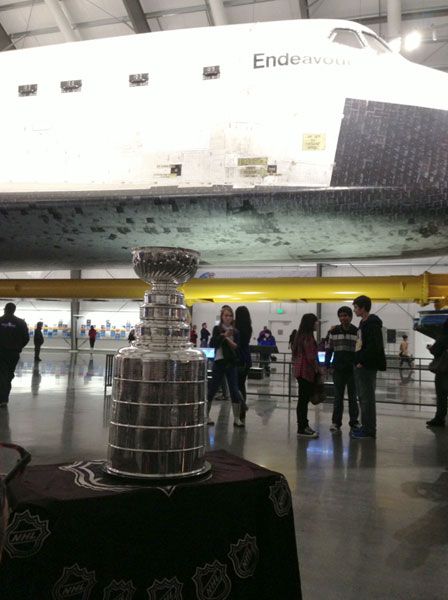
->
<box><xmin>103</xmin><ymin>461</ymin><xmax>212</xmax><ymax>485</ymax></box>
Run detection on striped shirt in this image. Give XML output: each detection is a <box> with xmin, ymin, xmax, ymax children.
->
<box><xmin>325</xmin><ymin>324</ymin><xmax>358</xmax><ymax>370</ymax></box>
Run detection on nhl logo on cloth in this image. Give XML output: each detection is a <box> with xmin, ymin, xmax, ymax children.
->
<box><xmin>103</xmin><ymin>579</ymin><xmax>136</xmax><ymax>600</ymax></box>
<box><xmin>52</xmin><ymin>564</ymin><xmax>96</xmax><ymax>600</ymax></box>
<box><xmin>269</xmin><ymin>478</ymin><xmax>292</xmax><ymax>517</ymax></box>
<box><xmin>4</xmin><ymin>509</ymin><xmax>51</xmax><ymax>558</ymax></box>
<box><xmin>146</xmin><ymin>576</ymin><xmax>183</xmax><ymax>600</ymax></box>
<box><xmin>193</xmin><ymin>560</ymin><xmax>231</xmax><ymax>600</ymax></box>
<box><xmin>228</xmin><ymin>534</ymin><xmax>259</xmax><ymax>579</ymax></box>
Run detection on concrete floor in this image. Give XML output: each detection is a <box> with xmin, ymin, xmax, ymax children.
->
<box><xmin>1</xmin><ymin>350</ymin><xmax>447</xmax><ymax>600</ymax></box>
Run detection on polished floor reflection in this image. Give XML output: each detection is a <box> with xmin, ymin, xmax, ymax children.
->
<box><xmin>1</xmin><ymin>351</ymin><xmax>447</xmax><ymax>600</ymax></box>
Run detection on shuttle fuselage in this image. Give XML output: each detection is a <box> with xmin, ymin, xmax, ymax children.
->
<box><xmin>1</xmin><ymin>19</ymin><xmax>448</xmax><ymax>268</ymax></box>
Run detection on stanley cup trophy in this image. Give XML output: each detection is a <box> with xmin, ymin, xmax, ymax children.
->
<box><xmin>105</xmin><ymin>247</ymin><xmax>210</xmax><ymax>480</ymax></box>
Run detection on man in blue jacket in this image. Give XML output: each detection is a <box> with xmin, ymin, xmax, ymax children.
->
<box><xmin>351</xmin><ymin>295</ymin><xmax>386</xmax><ymax>439</ymax></box>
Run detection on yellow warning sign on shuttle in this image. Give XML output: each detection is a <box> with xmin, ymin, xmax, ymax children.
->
<box><xmin>302</xmin><ymin>134</ymin><xmax>326</xmax><ymax>151</ymax></box>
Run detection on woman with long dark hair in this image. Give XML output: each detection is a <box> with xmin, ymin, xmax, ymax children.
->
<box><xmin>292</xmin><ymin>313</ymin><xmax>320</xmax><ymax>438</ymax></box>
<box><xmin>208</xmin><ymin>306</ymin><xmax>245</xmax><ymax>428</ymax></box>
<box><xmin>235</xmin><ymin>306</ymin><xmax>253</xmax><ymax>424</ymax></box>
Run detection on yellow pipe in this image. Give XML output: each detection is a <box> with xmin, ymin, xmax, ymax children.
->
<box><xmin>0</xmin><ymin>272</ymin><xmax>446</xmax><ymax>304</ymax></box>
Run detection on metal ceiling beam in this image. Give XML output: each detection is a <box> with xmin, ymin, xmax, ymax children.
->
<box><xmin>122</xmin><ymin>0</ymin><xmax>150</xmax><ymax>33</ymax></box>
<box><xmin>0</xmin><ymin>21</ymin><xmax>14</xmax><ymax>50</ymax></box>
<box><xmin>43</xmin><ymin>0</ymin><xmax>78</xmax><ymax>42</ymax></box>
<box><xmin>355</xmin><ymin>7</ymin><xmax>448</xmax><ymax>26</ymax></box>
<box><xmin>0</xmin><ymin>273</ymin><xmax>447</xmax><ymax>305</ymax></box>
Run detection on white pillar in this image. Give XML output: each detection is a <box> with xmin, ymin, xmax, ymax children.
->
<box><xmin>387</xmin><ymin>0</ymin><xmax>402</xmax><ymax>48</ymax></box>
<box><xmin>208</xmin><ymin>0</ymin><xmax>228</xmax><ymax>26</ymax></box>
<box><xmin>44</xmin><ymin>0</ymin><xmax>78</xmax><ymax>42</ymax></box>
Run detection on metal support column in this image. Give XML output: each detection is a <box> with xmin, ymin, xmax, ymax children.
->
<box><xmin>316</xmin><ymin>263</ymin><xmax>323</xmax><ymax>342</ymax></box>
<box><xmin>70</xmin><ymin>270</ymin><xmax>81</xmax><ymax>352</ymax></box>
<box><xmin>44</xmin><ymin>0</ymin><xmax>78</xmax><ymax>42</ymax></box>
<box><xmin>207</xmin><ymin>0</ymin><xmax>228</xmax><ymax>26</ymax></box>
<box><xmin>387</xmin><ymin>0</ymin><xmax>402</xmax><ymax>47</ymax></box>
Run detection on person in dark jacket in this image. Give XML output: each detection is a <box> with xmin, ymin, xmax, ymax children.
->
<box><xmin>325</xmin><ymin>306</ymin><xmax>360</xmax><ymax>432</ymax></box>
<box><xmin>351</xmin><ymin>295</ymin><xmax>386</xmax><ymax>439</ymax></box>
<box><xmin>88</xmin><ymin>326</ymin><xmax>97</xmax><ymax>350</ymax></box>
<box><xmin>207</xmin><ymin>306</ymin><xmax>245</xmax><ymax>428</ymax></box>
<box><xmin>200</xmin><ymin>323</ymin><xmax>210</xmax><ymax>348</ymax></box>
<box><xmin>33</xmin><ymin>322</ymin><xmax>44</xmax><ymax>362</ymax></box>
<box><xmin>235</xmin><ymin>306</ymin><xmax>253</xmax><ymax>424</ymax></box>
<box><xmin>0</xmin><ymin>303</ymin><xmax>30</xmax><ymax>407</ymax></box>
<box><xmin>426</xmin><ymin>319</ymin><xmax>448</xmax><ymax>428</ymax></box>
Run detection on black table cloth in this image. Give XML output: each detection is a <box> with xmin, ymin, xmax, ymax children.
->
<box><xmin>0</xmin><ymin>450</ymin><xmax>301</xmax><ymax>599</ymax></box>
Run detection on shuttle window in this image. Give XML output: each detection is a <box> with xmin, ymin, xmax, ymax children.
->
<box><xmin>330</xmin><ymin>29</ymin><xmax>364</xmax><ymax>49</ymax></box>
<box><xmin>362</xmin><ymin>32</ymin><xmax>391</xmax><ymax>53</ymax></box>
<box><xmin>60</xmin><ymin>79</ymin><xmax>82</xmax><ymax>93</ymax></box>
<box><xmin>129</xmin><ymin>73</ymin><xmax>149</xmax><ymax>87</ymax></box>
<box><xmin>203</xmin><ymin>65</ymin><xmax>220</xmax><ymax>80</ymax></box>
<box><xmin>18</xmin><ymin>84</ymin><xmax>37</xmax><ymax>97</ymax></box>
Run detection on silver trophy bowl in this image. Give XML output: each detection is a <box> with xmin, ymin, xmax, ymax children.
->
<box><xmin>105</xmin><ymin>246</ymin><xmax>210</xmax><ymax>480</ymax></box>
<box><xmin>132</xmin><ymin>246</ymin><xmax>200</xmax><ymax>285</ymax></box>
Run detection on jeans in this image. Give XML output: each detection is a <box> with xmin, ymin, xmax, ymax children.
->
<box><xmin>296</xmin><ymin>377</ymin><xmax>313</xmax><ymax>431</ymax></box>
<box><xmin>354</xmin><ymin>367</ymin><xmax>377</xmax><ymax>436</ymax></box>
<box><xmin>332</xmin><ymin>368</ymin><xmax>359</xmax><ymax>427</ymax></box>
<box><xmin>0</xmin><ymin>350</ymin><xmax>21</xmax><ymax>404</ymax></box>
<box><xmin>207</xmin><ymin>360</ymin><xmax>243</xmax><ymax>405</ymax></box>
<box><xmin>434</xmin><ymin>373</ymin><xmax>448</xmax><ymax>422</ymax></box>
<box><xmin>34</xmin><ymin>344</ymin><xmax>42</xmax><ymax>361</ymax></box>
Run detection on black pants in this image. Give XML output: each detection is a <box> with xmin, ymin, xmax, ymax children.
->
<box><xmin>89</xmin><ymin>338</ymin><xmax>95</xmax><ymax>349</ymax></box>
<box><xmin>238</xmin><ymin>366</ymin><xmax>249</xmax><ymax>419</ymax></box>
<box><xmin>34</xmin><ymin>344</ymin><xmax>42</xmax><ymax>361</ymax></box>
<box><xmin>332</xmin><ymin>368</ymin><xmax>359</xmax><ymax>427</ymax></box>
<box><xmin>297</xmin><ymin>377</ymin><xmax>313</xmax><ymax>431</ymax></box>
<box><xmin>0</xmin><ymin>350</ymin><xmax>20</xmax><ymax>404</ymax></box>
<box><xmin>435</xmin><ymin>373</ymin><xmax>448</xmax><ymax>421</ymax></box>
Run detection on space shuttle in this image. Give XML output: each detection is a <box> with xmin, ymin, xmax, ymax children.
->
<box><xmin>1</xmin><ymin>18</ymin><xmax>448</xmax><ymax>269</ymax></box>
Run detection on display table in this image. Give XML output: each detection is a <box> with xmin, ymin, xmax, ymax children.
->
<box><xmin>1</xmin><ymin>450</ymin><xmax>301</xmax><ymax>599</ymax></box>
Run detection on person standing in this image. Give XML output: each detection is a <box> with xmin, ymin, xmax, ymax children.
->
<box><xmin>0</xmin><ymin>303</ymin><xmax>30</xmax><ymax>407</ymax></box>
<box><xmin>292</xmin><ymin>313</ymin><xmax>320</xmax><ymax>438</ymax></box>
<box><xmin>288</xmin><ymin>329</ymin><xmax>297</xmax><ymax>350</ymax></box>
<box><xmin>200</xmin><ymin>323</ymin><xmax>210</xmax><ymax>348</ymax></box>
<box><xmin>207</xmin><ymin>306</ymin><xmax>245</xmax><ymax>428</ymax></box>
<box><xmin>88</xmin><ymin>326</ymin><xmax>97</xmax><ymax>350</ymax></box>
<box><xmin>190</xmin><ymin>325</ymin><xmax>198</xmax><ymax>347</ymax></box>
<box><xmin>33</xmin><ymin>322</ymin><xmax>44</xmax><ymax>362</ymax></box>
<box><xmin>399</xmin><ymin>335</ymin><xmax>414</xmax><ymax>370</ymax></box>
<box><xmin>426</xmin><ymin>319</ymin><xmax>448</xmax><ymax>428</ymax></box>
<box><xmin>235</xmin><ymin>306</ymin><xmax>253</xmax><ymax>425</ymax></box>
<box><xmin>325</xmin><ymin>307</ymin><xmax>360</xmax><ymax>433</ymax></box>
<box><xmin>351</xmin><ymin>295</ymin><xmax>386</xmax><ymax>439</ymax></box>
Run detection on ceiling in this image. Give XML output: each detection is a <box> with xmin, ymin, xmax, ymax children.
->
<box><xmin>2</xmin><ymin>1</ymin><xmax>448</xmax><ymax>71</ymax></box>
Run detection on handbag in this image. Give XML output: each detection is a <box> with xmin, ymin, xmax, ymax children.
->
<box><xmin>310</xmin><ymin>372</ymin><xmax>326</xmax><ymax>405</ymax></box>
<box><xmin>428</xmin><ymin>349</ymin><xmax>448</xmax><ymax>374</ymax></box>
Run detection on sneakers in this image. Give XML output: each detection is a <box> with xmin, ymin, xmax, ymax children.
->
<box><xmin>297</xmin><ymin>427</ymin><xmax>319</xmax><ymax>439</ymax></box>
<box><xmin>426</xmin><ymin>418</ymin><xmax>445</xmax><ymax>428</ymax></box>
<box><xmin>350</xmin><ymin>427</ymin><xmax>375</xmax><ymax>439</ymax></box>
<box><xmin>207</xmin><ymin>418</ymin><xmax>215</xmax><ymax>426</ymax></box>
<box><xmin>350</xmin><ymin>423</ymin><xmax>361</xmax><ymax>432</ymax></box>
<box><xmin>329</xmin><ymin>423</ymin><xmax>341</xmax><ymax>433</ymax></box>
